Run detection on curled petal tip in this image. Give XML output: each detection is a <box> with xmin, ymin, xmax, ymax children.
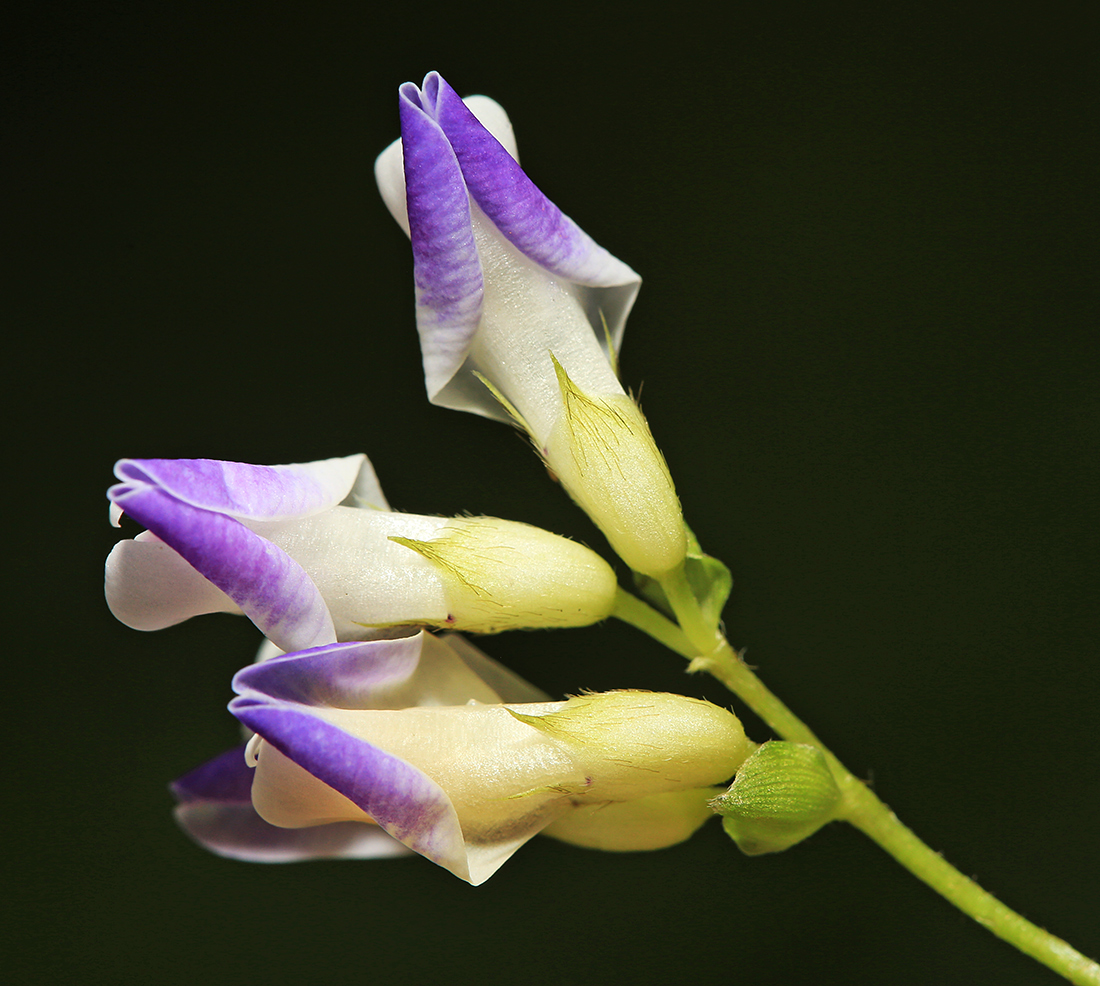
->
<box><xmin>379</xmin><ymin>72</ymin><xmax>639</xmax><ymax>429</ymax></box>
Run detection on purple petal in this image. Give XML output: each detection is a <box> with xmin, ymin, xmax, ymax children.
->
<box><xmin>394</xmin><ymin>73</ymin><xmax>640</xmax><ymax>395</ymax></box>
<box><xmin>171</xmin><ymin>746</ymin><xmax>409</xmax><ymax>863</ymax></box>
<box><xmin>112</xmin><ymin>455</ymin><xmax>369</xmax><ymax>522</ymax></box>
<box><xmin>175</xmin><ymin>803</ymin><xmax>409</xmax><ymax>863</ymax></box>
<box><xmin>400</xmin><ymin>81</ymin><xmax>484</xmax><ymax>399</ymax></box>
<box><xmin>172</xmin><ymin>745</ymin><xmax>257</xmax><ymax>806</ymax></box>
<box><xmin>374</xmin><ymin>95</ymin><xmax>517</xmax><ymax>234</ymax></box>
<box><xmin>109</xmin><ymin>483</ymin><xmax>334</xmax><ymax>651</ymax></box>
<box><xmin>233</xmin><ymin>702</ymin><xmax>470</xmax><ymax>880</ymax></box>
<box><xmin>427</xmin><ymin>73</ymin><xmax>639</xmax><ymax>291</ymax></box>
<box><xmin>233</xmin><ymin>632</ymin><xmax>535</xmax><ymax>712</ymax></box>
<box><xmin>232</xmin><ymin>637</ymin><xmax>424</xmax><ymax>709</ymax></box>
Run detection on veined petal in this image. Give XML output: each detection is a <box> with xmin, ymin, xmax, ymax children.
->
<box><xmin>232</xmin><ymin>638</ymin><xmax>422</xmax><ymax>707</ymax></box>
<box><xmin>399</xmin><ymin>81</ymin><xmax>484</xmax><ymax>401</ymax></box>
<box><xmin>375</xmin><ymin>93</ymin><xmax>518</xmax><ymax>234</ymax></box>
<box><xmin>254</xmin><ymin>506</ymin><xmax>449</xmax><ymax>636</ymax></box>
<box><xmin>231</xmin><ymin>633</ymin><xmax>509</xmax><ymax>710</ymax></box>
<box><xmin>109</xmin><ymin>483</ymin><xmax>334</xmax><ymax>651</ymax></box>
<box><xmin>458</xmin><ymin>95</ymin><xmax>518</xmax><ymax>159</ymax></box>
<box><xmin>428</xmin><ymin>73</ymin><xmax>639</xmax><ymax>292</ymax></box>
<box><xmin>242</xmin><ymin>632</ymin><xmax>552</xmax><ymax>705</ymax></box>
<box><xmin>232</xmin><ymin>643</ymin><xmax>573</xmax><ymax>884</ymax></box>
<box><xmin>111</xmin><ymin>454</ymin><xmax>370</xmax><ymax>522</ymax></box>
<box><xmin>378</xmin><ymin>73</ymin><xmax>641</xmax><ymax>425</ymax></box>
<box><xmin>171</xmin><ymin>746</ymin><xmax>408</xmax><ymax>863</ymax></box>
<box><xmin>233</xmin><ymin>702</ymin><xmax>476</xmax><ymax>881</ymax></box>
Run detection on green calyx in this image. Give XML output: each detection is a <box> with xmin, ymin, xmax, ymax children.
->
<box><xmin>711</xmin><ymin>741</ymin><xmax>842</xmax><ymax>855</ymax></box>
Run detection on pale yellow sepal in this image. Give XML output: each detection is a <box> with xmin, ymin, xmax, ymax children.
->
<box><xmin>507</xmin><ymin>690</ymin><xmax>757</xmax><ymax>801</ymax></box>
<box><xmin>544</xmin><ymin>357</ymin><xmax>687</xmax><ymax>578</ymax></box>
<box><xmin>390</xmin><ymin>516</ymin><xmax>617</xmax><ymax>633</ymax></box>
<box><xmin>543</xmin><ymin>787</ymin><xmax>723</xmax><ymax>851</ymax></box>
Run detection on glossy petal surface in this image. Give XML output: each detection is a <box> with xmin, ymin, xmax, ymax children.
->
<box><xmin>380</xmin><ymin>73</ymin><xmax>640</xmax><ymax>423</ymax></box>
<box><xmin>428</xmin><ymin>74</ymin><xmax>637</xmax><ymax>289</ymax></box>
<box><xmin>110</xmin><ymin>483</ymin><xmax>334</xmax><ymax>650</ymax></box>
<box><xmin>399</xmin><ymin>80</ymin><xmax>485</xmax><ymax>399</ymax></box>
<box><xmin>105</xmin><ymin>535</ymin><xmax>241</xmax><ymax>630</ymax></box>
<box><xmin>112</xmin><ymin>455</ymin><xmax>368</xmax><ymax>522</ymax></box>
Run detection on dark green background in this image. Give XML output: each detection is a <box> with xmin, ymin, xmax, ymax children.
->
<box><xmin>9</xmin><ymin>4</ymin><xmax>1097</xmax><ymax>984</ymax></box>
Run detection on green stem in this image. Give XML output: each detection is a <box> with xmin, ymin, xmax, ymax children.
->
<box><xmin>611</xmin><ymin>588</ymin><xmax>695</xmax><ymax>659</ymax></box>
<box><xmin>699</xmin><ymin>644</ymin><xmax>1100</xmax><ymax>985</ymax></box>
<box><xmin>660</xmin><ymin>562</ymin><xmax>716</xmax><ymax>653</ymax></box>
<box><xmin>639</xmin><ymin>574</ymin><xmax>1100</xmax><ymax>984</ymax></box>
<box><xmin>844</xmin><ymin>780</ymin><xmax>1100</xmax><ymax>985</ymax></box>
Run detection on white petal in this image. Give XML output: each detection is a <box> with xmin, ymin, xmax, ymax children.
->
<box><xmin>254</xmin><ymin>507</ymin><xmax>450</xmax><ymax>636</ymax></box>
<box><xmin>105</xmin><ymin>538</ymin><xmax>241</xmax><ymax>630</ymax></box>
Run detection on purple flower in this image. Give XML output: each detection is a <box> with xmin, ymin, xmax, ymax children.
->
<box><xmin>174</xmin><ymin>632</ymin><xmax>756</xmax><ymax>884</ymax></box>
<box><xmin>376</xmin><ymin>73</ymin><xmax>687</xmax><ymax>577</ymax></box>
<box><xmin>171</xmin><ymin>630</ymin><xmax>549</xmax><ymax>866</ymax></box>
<box><xmin>375</xmin><ymin>72</ymin><xmax>639</xmax><ymax>431</ymax></box>
<box><xmin>106</xmin><ymin>453</ymin><xmax>618</xmax><ymax>651</ymax></box>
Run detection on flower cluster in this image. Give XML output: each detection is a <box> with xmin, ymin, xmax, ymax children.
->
<box><xmin>106</xmin><ymin>453</ymin><xmax>618</xmax><ymax>649</ymax></box>
<box><xmin>106</xmin><ymin>71</ymin><xmax>753</xmax><ymax>884</ymax></box>
<box><xmin>173</xmin><ymin>632</ymin><xmax>753</xmax><ymax>884</ymax></box>
<box><xmin>375</xmin><ymin>73</ymin><xmax>686</xmax><ymax>578</ymax></box>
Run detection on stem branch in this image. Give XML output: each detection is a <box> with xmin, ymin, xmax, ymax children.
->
<box><xmin>630</xmin><ymin>576</ymin><xmax>1100</xmax><ymax>984</ymax></box>
<box><xmin>704</xmin><ymin>643</ymin><xmax>1100</xmax><ymax>985</ymax></box>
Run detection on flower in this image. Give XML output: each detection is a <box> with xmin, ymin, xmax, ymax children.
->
<box><xmin>106</xmin><ymin>453</ymin><xmax>618</xmax><ymax>653</ymax></box>
<box><xmin>171</xmin><ymin>630</ymin><xmax>549</xmax><ymax>865</ymax></box>
<box><xmin>181</xmin><ymin>631</ymin><xmax>755</xmax><ymax>884</ymax></box>
<box><xmin>376</xmin><ymin>72</ymin><xmax>687</xmax><ymax>578</ymax></box>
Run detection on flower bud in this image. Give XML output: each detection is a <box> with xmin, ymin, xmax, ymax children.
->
<box><xmin>390</xmin><ymin>516</ymin><xmax>617</xmax><ymax>633</ymax></box>
<box><xmin>543</xmin><ymin>788</ymin><xmax>720</xmax><ymax>852</ymax></box>
<box><xmin>544</xmin><ymin>358</ymin><xmax>687</xmax><ymax>578</ymax></box>
<box><xmin>711</xmin><ymin>742</ymin><xmax>842</xmax><ymax>855</ymax></box>
<box><xmin>508</xmin><ymin>690</ymin><xmax>756</xmax><ymax>801</ymax></box>
<box><xmin>230</xmin><ymin>656</ymin><xmax>759</xmax><ymax>884</ymax></box>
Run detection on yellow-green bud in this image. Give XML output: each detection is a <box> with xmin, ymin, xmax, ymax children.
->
<box><xmin>544</xmin><ymin>357</ymin><xmax>687</xmax><ymax>578</ymax></box>
<box><xmin>390</xmin><ymin>516</ymin><xmax>617</xmax><ymax>633</ymax></box>
<box><xmin>711</xmin><ymin>742</ymin><xmax>842</xmax><ymax>855</ymax></box>
<box><xmin>543</xmin><ymin>788</ymin><xmax>721</xmax><ymax>851</ymax></box>
<box><xmin>508</xmin><ymin>690</ymin><xmax>757</xmax><ymax>801</ymax></box>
